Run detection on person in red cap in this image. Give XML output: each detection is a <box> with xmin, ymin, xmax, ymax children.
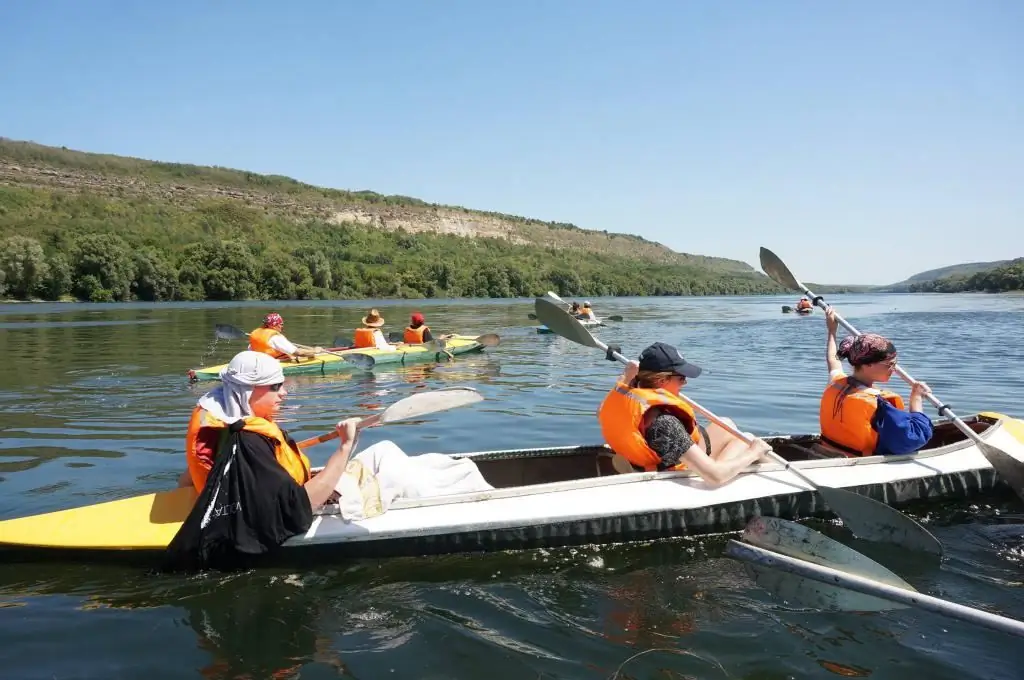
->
<box><xmin>403</xmin><ymin>312</ymin><xmax>435</xmax><ymax>344</ymax></box>
<box><xmin>248</xmin><ymin>313</ymin><xmax>324</xmax><ymax>360</ymax></box>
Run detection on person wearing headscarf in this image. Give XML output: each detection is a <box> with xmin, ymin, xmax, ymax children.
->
<box><xmin>183</xmin><ymin>351</ymin><xmax>355</xmax><ymax>507</ymax></box>
<box><xmin>820</xmin><ymin>308</ymin><xmax>933</xmax><ymax>456</ymax></box>
<box><xmin>248</xmin><ymin>313</ymin><xmax>324</xmax><ymax>360</ymax></box>
<box><xmin>169</xmin><ymin>351</ymin><xmax>361</xmax><ymax>571</ymax></box>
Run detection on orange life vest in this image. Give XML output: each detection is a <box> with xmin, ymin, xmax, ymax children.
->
<box><xmin>597</xmin><ymin>382</ymin><xmax>701</xmax><ymax>471</ymax></box>
<box><xmin>353</xmin><ymin>327</ymin><xmax>379</xmax><ymax>348</ymax></box>
<box><xmin>797</xmin><ymin>300</ymin><xmax>812</xmax><ymax>310</ymax></box>
<box><xmin>185</xmin><ymin>406</ymin><xmax>311</xmax><ymax>490</ymax></box>
<box><xmin>249</xmin><ymin>327</ymin><xmax>288</xmax><ymax>359</ymax></box>
<box><xmin>403</xmin><ymin>325</ymin><xmax>428</xmax><ymax>343</ymax></box>
<box><xmin>819</xmin><ymin>376</ymin><xmax>905</xmax><ymax>456</ymax></box>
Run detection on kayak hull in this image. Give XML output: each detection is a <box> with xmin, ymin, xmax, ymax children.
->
<box><xmin>189</xmin><ymin>334</ymin><xmax>487</xmax><ymax>381</ymax></box>
<box><xmin>2</xmin><ymin>413</ymin><xmax>1022</xmax><ymax>560</ymax></box>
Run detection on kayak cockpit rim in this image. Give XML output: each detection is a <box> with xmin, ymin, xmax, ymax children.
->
<box><xmin>311</xmin><ymin>413</ymin><xmax>1008</xmax><ymax>516</ymax></box>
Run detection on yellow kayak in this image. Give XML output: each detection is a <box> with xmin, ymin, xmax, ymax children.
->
<box><xmin>188</xmin><ymin>334</ymin><xmax>488</xmax><ymax>382</ymax></box>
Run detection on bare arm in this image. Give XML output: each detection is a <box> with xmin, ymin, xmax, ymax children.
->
<box><xmin>303</xmin><ymin>418</ymin><xmax>359</xmax><ymax>508</ymax></box>
<box><xmin>680</xmin><ymin>439</ymin><xmax>769</xmax><ymax>487</ymax></box>
<box><xmin>824</xmin><ymin>308</ymin><xmax>842</xmax><ymax>376</ymax></box>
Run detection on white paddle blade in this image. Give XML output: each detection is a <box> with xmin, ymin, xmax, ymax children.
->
<box><xmin>378</xmin><ymin>387</ymin><xmax>484</xmax><ymax>424</ymax></box>
<box><xmin>727</xmin><ymin>540</ymin><xmax>908</xmax><ymax>613</ymax></box>
<box><xmin>818</xmin><ymin>487</ymin><xmax>944</xmax><ymax>557</ymax></box>
<box><xmin>741</xmin><ymin>517</ymin><xmax>915</xmax><ymax>589</ymax></box>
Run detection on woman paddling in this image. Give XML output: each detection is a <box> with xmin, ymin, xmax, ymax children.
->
<box><xmin>820</xmin><ymin>308</ymin><xmax>933</xmax><ymax>456</ymax></box>
<box><xmin>169</xmin><ymin>351</ymin><xmax>361</xmax><ymax>570</ymax></box>
<box><xmin>597</xmin><ymin>342</ymin><xmax>770</xmax><ymax>486</ymax></box>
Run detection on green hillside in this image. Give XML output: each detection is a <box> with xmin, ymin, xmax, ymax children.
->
<box><xmin>884</xmin><ymin>260</ymin><xmax>1012</xmax><ymax>291</ymax></box>
<box><xmin>0</xmin><ymin>138</ymin><xmax>786</xmax><ymax>302</ymax></box>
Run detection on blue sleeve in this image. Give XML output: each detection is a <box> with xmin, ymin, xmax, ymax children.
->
<box><xmin>872</xmin><ymin>397</ymin><xmax>934</xmax><ymax>455</ymax></box>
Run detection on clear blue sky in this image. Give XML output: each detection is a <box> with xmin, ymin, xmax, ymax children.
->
<box><xmin>1</xmin><ymin>1</ymin><xmax>1021</xmax><ymax>285</ymax></box>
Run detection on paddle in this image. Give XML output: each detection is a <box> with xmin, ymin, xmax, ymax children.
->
<box><xmin>528</xmin><ymin>312</ymin><xmax>623</xmax><ymax>322</ymax></box>
<box><xmin>295</xmin><ymin>386</ymin><xmax>484</xmax><ymax>449</ymax></box>
<box><xmin>533</xmin><ymin>296</ymin><xmax>944</xmax><ymax>556</ymax></box>
<box><xmin>212</xmin><ymin>324</ymin><xmax>374</xmax><ymax>369</ymax></box>
<box><xmin>384</xmin><ymin>331</ymin><xmax>501</xmax><ymax>348</ymax></box>
<box><xmin>726</xmin><ymin>517</ymin><xmax>1024</xmax><ymax>639</ymax></box>
<box><xmin>759</xmin><ymin>247</ymin><xmax>1024</xmax><ymax>504</ymax></box>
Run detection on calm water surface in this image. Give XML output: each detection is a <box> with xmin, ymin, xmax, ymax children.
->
<box><xmin>1</xmin><ymin>294</ymin><xmax>1023</xmax><ymax>679</ymax></box>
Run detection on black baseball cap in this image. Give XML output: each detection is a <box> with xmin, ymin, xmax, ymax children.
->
<box><xmin>638</xmin><ymin>342</ymin><xmax>702</xmax><ymax>379</ymax></box>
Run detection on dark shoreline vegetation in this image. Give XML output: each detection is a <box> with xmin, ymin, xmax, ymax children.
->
<box><xmin>903</xmin><ymin>259</ymin><xmax>1024</xmax><ymax>294</ymax></box>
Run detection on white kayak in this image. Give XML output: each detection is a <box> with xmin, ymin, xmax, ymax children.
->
<box><xmin>0</xmin><ymin>412</ymin><xmax>1022</xmax><ymax>561</ymax></box>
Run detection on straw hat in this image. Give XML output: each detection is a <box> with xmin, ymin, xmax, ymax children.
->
<box><xmin>361</xmin><ymin>308</ymin><xmax>385</xmax><ymax>327</ymax></box>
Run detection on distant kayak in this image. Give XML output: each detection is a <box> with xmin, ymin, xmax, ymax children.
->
<box><xmin>188</xmin><ymin>334</ymin><xmax>489</xmax><ymax>381</ymax></box>
<box><xmin>537</xmin><ymin>319</ymin><xmax>603</xmax><ymax>334</ymax></box>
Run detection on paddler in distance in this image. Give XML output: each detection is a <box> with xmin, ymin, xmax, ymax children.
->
<box><xmin>597</xmin><ymin>342</ymin><xmax>771</xmax><ymax>485</ymax></box>
<box><xmin>248</xmin><ymin>313</ymin><xmax>324</xmax><ymax>360</ymax></box>
<box><xmin>403</xmin><ymin>311</ymin><xmax>455</xmax><ymax>360</ymax></box>
<box><xmin>169</xmin><ymin>351</ymin><xmax>362</xmax><ymax>570</ymax></box>
<box><xmin>820</xmin><ymin>307</ymin><xmax>933</xmax><ymax>456</ymax></box>
<box><xmin>796</xmin><ymin>297</ymin><xmax>813</xmax><ymax>312</ymax></box>
<box><xmin>353</xmin><ymin>308</ymin><xmax>395</xmax><ymax>350</ymax></box>
<box><xmin>577</xmin><ymin>301</ymin><xmax>597</xmax><ymax>321</ymax></box>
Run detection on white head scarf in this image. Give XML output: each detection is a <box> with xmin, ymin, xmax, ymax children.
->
<box><xmin>197</xmin><ymin>351</ymin><xmax>285</xmax><ymax>424</ymax></box>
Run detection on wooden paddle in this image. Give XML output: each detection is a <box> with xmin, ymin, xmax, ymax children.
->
<box><xmin>726</xmin><ymin>517</ymin><xmax>1024</xmax><ymax>639</ymax></box>
<box><xmin>534</xmin><ymin>296</ymin><xmax>944</xmax><ymax>556</ymax></box>
<box><xmin>294</xmin><ymin>386</ymin><xmax>484</xmax><ymax>449</ymax></box>
<box><xmin>213</xmin><ymin>324</ymin><xmax>375</xmax><ymax>369</ymax></box>
<box><xmin>759</xmin><ymin>247</ymin><xmax>1024</xmax><ymax>504</ymax></box>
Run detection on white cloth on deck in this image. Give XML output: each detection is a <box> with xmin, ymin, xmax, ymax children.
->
<box><xmin>335</xmin><ymin>440</ymin><xmax>494</xmax><ymax>521</ymax></box>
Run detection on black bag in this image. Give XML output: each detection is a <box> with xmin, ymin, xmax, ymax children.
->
<box><xmin>163</xmin><ymin>421</ymin><xmax>314</xmax><ymax>572</ymax></box>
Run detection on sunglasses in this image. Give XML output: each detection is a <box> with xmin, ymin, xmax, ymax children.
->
<box><xmin>269</xmin><ymin>382</ymin><xmax>284</xmax><ymax>392</ymax></box>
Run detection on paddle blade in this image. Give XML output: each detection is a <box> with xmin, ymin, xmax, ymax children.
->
<box><xmin>214</xmin><ymin>324</ymin><xmax>247</xmax><ymax>341</ymax></box>
<box><xmin>332</xmin><ymin>336</ymin><xmax>352</xmax><ymax>349</ymax></box>
<box><xmin>742</xmin><ymin>517</ymin><xmax>914</xmax><ymax>589</ymax></box>
<box><xmin>759</xmin><ymin>247</ymin><xmax>805</xmax><ymax>292</ymax></box>
<box><xmin>533</xmin><ymin>297</ymin><xmax>605</xmax><ymax>350</ymax></box>
<box><xmin>527</xmin><ymin>313</ymin><xmax>538</xmax><ymax>320</ymax></box>
<box><xmin>978</xmin><ymin>440</ymin><xmax>1024</xmax><ymax>504</ymax></box>
<box><xmin>378</xmin><ymin>386</ymin><xmax>484</xmax><ymax>424</ymax></box>
<box><xmin>545</xmin><ymin>290</ymin><xmax>567</xmax><ymax>305</ymax></box>
<box><xmin>726</xmin><ymin>539</ymin><xmax>909</xmax><ymax>613</ymax></box>
<box><xmin>818</xmin><ymin>487</ymin><xmax>943</xmax><ymax>557</ymax></box>
<box><xmin>607</xmin><ymin>315</ymin><xmax>624</xmax><ymax>322</ymax></box>
<box><xmin>387</xmin><ymin>331</ymin><xmax>403</xmax><ymax>343</ymax></box>
<box><xmin>473</xmin><ymin>333</ymin><xmax>501</xmax><ymax>347</ymax></box>
<box><xmin>781</xmin><ymin>305</ymin><xmax>793</xmax><ymax>313</ymax></box>
<box><xmin>341</xmin><ymin>353</ymin><xmax>376</xmax><ymax>370</ymax></box>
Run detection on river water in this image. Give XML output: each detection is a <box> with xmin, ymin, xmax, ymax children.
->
<box><xmin>1</xmin><ymin>293</ymin><xmax>1022</xmax><ymax>679</ymax></box>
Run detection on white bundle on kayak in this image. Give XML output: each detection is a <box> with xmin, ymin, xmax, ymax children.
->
<box><xmin>334</xmin><ymin>440</ymin><xmax>494</xmax><ymax>521</ymax></box>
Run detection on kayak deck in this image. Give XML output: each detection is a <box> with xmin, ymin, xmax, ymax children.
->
<box><xmin>189</xmin><ymin>334</ymin><xmax>487</xmax><ymax>381</ymax></box>
<box><xmin>1</xmin><ymin>413</ymin><xmax>1021</xmax><ymax>558</ymax></box>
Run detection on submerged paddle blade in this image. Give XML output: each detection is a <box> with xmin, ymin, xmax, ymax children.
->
<box><xmin>742</xmin><ymin>517</ymin><xmax>915</xmax><ymax>589</ymax></box>
<box><xmin>378</xmin><ymin>386</ymin><xmax>484</xmax><ymax>424</ymax></box>
<box><xmin>527</xmin><ymin>313</ymin><xmax>538</xmax><ymax>320</ymax></box>
<box><xmin>726</xmin><ymin>539</ymin><xmax>909</xmax><ymax>613</ymax></box>
<box><xmin>534</xmin><ymin>297</ymin><xmax>604</xmax><ymax>350</ymax></box>
<box><xmin>214</xmin><ymin>324</ymin><xmax>247</xmax><ymax>341</ymax></box>
<box><xmin>388</xmin><ymin>331</ymin><xmax>403</xmax><ymax>343</ymax></box>
<box><xmin>818</xmin><ymin>487</ymin><xmax>943</xmax><ymax>557</ymax></box>
<box><xmin>341</xmin><ymin>353</ymin><xmax>376</xmax><ymax>370</ymax></box>
<box><xmin>473</xmin><ymin>333</ymin><xmax>501</xmax><ymax>347</ymax></box>
<box><xmin>759</xmin><ymin>247</ymin><xmax>805</xmax><ymax>292</ymax></box>
<box><xmin>607</xmin><ymin>315</ymin><xmax>624</xmax><ymax>322</ymax></box>
<box><xmin>332</xmin><ymin>336</ymin><xmax>352</xmax><ymax>349</ymax></box>
<box><xmin>978</xmin><ymin>440</ymin><xmax>1024</xmax><ymax>504</ymax></box>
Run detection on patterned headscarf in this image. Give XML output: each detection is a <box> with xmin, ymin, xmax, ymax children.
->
<box><xmin>263</xmin><ymin>312</ymin><xmax>284</xmax><ymax>328</ymax></box>
<box><xmin>837</xmin><ymin>333</ymin><xmax>896</xmax><ymax>367</ymax></box>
